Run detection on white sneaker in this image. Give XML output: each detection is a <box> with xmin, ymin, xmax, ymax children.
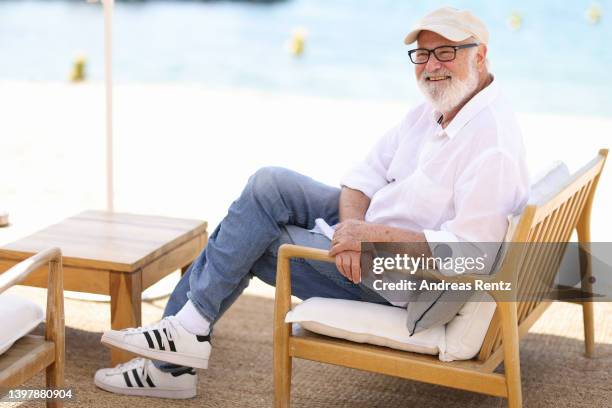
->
<box><xmin>101</xmin><ymin>316</ymin><xmax>211</xmax><ymax>369</ymax></box>
<box><xmin>94</xmin><ymin>357</ymin><xmax>197</xmax><ymax>399</ymax></box>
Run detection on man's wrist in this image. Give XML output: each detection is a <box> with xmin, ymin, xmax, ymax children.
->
<box><xmin>338</xmin><ymin>213</ymin><xmax>365</xmax><ymax>222</ymax></box>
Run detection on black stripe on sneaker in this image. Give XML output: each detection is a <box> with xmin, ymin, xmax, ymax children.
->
<box><xmin>163</xmin><ymin>328</ymin><xmax>177</xmax><ymax>352</ymax></box>
<box><xmin>196</xmin><ymin>334</ymin><xmax>211</xmax><ymax>343</ymax></box>
<box><xmin>145</xmin><ymin>375</ymin><xmax>155</xmax><ymax>388</ymax></box>
<box><xmin>123</xmin><ymin>372</ymin><xmax>133</xmax><ymax>387</ymax></box>
<box><xmin>143</xmin><ymin>332</ymin><xmax>155</xmax><ymax>349</ymax></box>
<box><xmin>153</xmin><ymin>329</ymin><xmax>165</xmax><ymax>350</ymax></box>
<box><xmin>131</xmin><ymin>369</ymin><xmax>144</xmax><ymax>387</ymax></box>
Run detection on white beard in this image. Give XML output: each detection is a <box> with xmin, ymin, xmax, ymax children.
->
<box><xmin>417</xmin><ymin>60</ymin><xmax>479</xmax><ymax>114</ymax></box>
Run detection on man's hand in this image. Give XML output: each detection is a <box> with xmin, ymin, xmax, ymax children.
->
<box><xmin>329</xmin><ymin>219</ymin><xmax>372</xmax><ymax>256</ymax></box>
<box><xmin>334</xmin><ymin>250</ymin><xmax>361</xmax><ymax>283</ymax></box>
<box><xmin>330</xmin><ymin>220</ymin><xmax>372</xmax><ymax>284</ymax></box>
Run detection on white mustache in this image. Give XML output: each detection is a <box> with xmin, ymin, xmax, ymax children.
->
<box><xmin>421</xmin><ymin>70</ymin><xmax>453</xmax><ymax>80</ymax></box>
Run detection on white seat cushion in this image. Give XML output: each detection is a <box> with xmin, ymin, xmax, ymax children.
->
<box><xmin>285</xmin><ymin>297</ymin><xmax>445</xmax><ymax>355</ymax></box>
<box><xmin>285</xmin><ymin>296</ymin><xmax>494</xmax><ymax>361</ymax></box>
<box><xmin>440</xmin><ymin>292</ymin><xmax>496</xmax><ymax>361</ymax></box>
<box><xmin>0</xmin><ymin>294</ymin><xmax>44</xmax><ymax>355</ymax></box>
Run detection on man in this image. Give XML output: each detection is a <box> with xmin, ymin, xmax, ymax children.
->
<box><xmin>94</xmin><ymin>7</ymin><xmax>529</xmax><ymax>398</ymax></box>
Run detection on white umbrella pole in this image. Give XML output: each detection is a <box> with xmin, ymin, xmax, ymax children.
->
<box><xmin>103</xmin><ymin>0</ymin><xmax>114</xmax><ymax>212</ymax></box>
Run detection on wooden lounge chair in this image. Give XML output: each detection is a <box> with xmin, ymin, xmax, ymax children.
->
<box><xmin>273</xmin><ymin>149</ymin><xmax>608</xmax><ymax>408</ymax></box>
<box><xmin>0</xmin><ymin>248</ymin><xmax>65</xmax><ymax>408</ymax></box>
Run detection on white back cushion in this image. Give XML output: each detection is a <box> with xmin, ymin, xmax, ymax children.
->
<box><xmin>528</xmin><ymin>161</ymin><xmax>571</xmax><ymax>205</ymax></box>
<box><xmin>0</xmin><ymin>294</ymin><xmax>44</xmax><ymax>355</ymax></box>
<box><xmin>502</xmin><ymin>160</ymin><xmax>571</xmax><ymax>244</ymax></box>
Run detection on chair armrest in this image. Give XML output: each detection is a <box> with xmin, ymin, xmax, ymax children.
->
<box><xmin>278</xmin><ymin>244</ymin><xmax>334</xmax><ymax>264</ymax></box>
<box><xmin>275</xmin><ymin>244</ymin><xmax>334</xmax><ymax>301</ymax></box>
<box><xmin>0</xmin><ymin>247</ymin><xmax>62</xmax><ymax>294</ymax></box>
<box><xmin>0</xmin><ymin>247</ymin><xmax>64</xmax><ymax>380</ymax></box>
<box><xmin>273</xmin><ymin>245</ymin><xmax>330</xmax><ymax>333</ymax></box>
<box><xmin>273</xmin><ymin>243</ymin><xmax>496</xmax><ymax>294</ymax></box>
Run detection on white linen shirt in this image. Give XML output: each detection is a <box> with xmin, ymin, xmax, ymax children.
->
<box><xmin>340</xmin><ymin>79</ymin><xmax>530</xmax><ymax>274</ymax></box>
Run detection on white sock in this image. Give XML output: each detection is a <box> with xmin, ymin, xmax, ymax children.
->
<box><xmin>175</xmin><ymin>300</ymin><xmax>211</xmax><ymax>336</ymax></box>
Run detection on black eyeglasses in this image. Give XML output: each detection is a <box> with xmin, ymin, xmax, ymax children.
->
<box><xmin>407</xmin><ymin>43</ymin><xmax>479</xmax><ymax>64</ymax></box>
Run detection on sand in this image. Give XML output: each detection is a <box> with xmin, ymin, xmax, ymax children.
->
<box><xmin>2</xmin><ymin>284</ymin><xmax>612</xmax><ymax>408</ymax></box>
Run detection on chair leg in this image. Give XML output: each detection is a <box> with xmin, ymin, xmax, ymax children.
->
<box><xmin>577</xmin><ymin>240</ymin><xmax>595</xmax><ymax>357</ymax></box>
<box><xmin>274</xmin><ymin>249</ymin><xmax>294</xmax><ymax>407</ymax></box>
<box><xmin>499</xmin><ymin>302</ymin><xmax>522</xmax><ymax>408</ymax></box>
<box><xmin>577</xmin><ymin>204</ymin><xmax>596</xmax><ymax>357</ymax></box>
<box><xmin>582</xmin><ymin>302</ymin><xmax>595</xmax><ymax>357</ymax></box>
<box><xmin>45</xmin><ymin>331</ymin><xmax>65</xmax><ymax>408</ymax></box>
<box><xmin>46</xmin><ymin>362</ymin><xmax>64</xmax><ymax>408</ymax></box>
<box><xmin>274</xmin><ymin>326</ymin><xmax>292</xmax><ymax>408</ymax></box>
<box><xmin>46</xmin><ymin>258</ymin><xmax>65</xmax><ymax>408</ymax></box>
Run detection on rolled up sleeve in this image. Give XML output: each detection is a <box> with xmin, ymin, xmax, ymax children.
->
<box><xmin>340</xmin><ymin>121</ymin><xmax>402</xmax><ymax>198</ymax></box>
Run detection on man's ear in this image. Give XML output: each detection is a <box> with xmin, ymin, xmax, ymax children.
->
<box><xmin>476</xmin><ymin>44</ymin><xmax>488</xmax><ymax>72</ymax></box>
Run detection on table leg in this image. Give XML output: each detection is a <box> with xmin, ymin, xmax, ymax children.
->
<box><xmin>181</xmin><ymin>263</ymin><xmax>191</xmax><ymax>277</ymax></box>
<box><xmin>109</xmin><ymin>270</ymin><xmax>142</xmax><ymax>365</ymax></box>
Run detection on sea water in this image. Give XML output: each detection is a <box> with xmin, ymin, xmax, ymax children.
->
<box><xmin>0</xmin><ymin>0</ymin><xmax>610</xmax><ymax>117</ymax></box>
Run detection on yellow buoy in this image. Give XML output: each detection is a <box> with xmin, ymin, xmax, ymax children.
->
<box><xmin>585</xmin><ymin>3</ymin><xmax>602</xmax><ymax>25</ymax></box>
<box><xmin>70</xmin><ymin>55</ymin><xmax>87</xmax><ymax>82</ymax></box>
<box><xmin>507</xmin><ymin>11</ymin><xmax>523</xmax><ymax>31</ymax></box>
<box><xmin>286</xmin><ymin>28</ymin><xmax>307</xmax><ymax>57</ymax></box>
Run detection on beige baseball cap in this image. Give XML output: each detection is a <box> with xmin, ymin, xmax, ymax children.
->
<box><xmin>404</xmin><ymin>7</ymin><xmax>489</xmax><ymax>45</ymax></box>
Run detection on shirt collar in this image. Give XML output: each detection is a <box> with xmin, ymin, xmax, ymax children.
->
<box><xmin>432</xmin><ymin>109</ymin><xmax>444</xmax><ymax>125</ymax></box>
<box><xmin>431</xmin><ymin>75</ymin><xmax>499</xmax><ymax>140</ymax></box>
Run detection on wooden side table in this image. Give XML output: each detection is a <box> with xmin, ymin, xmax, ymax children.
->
<box><xmin>0</xmin><ymin>210</ymin><xmax>207</xmax><ymax>365</ymax></box>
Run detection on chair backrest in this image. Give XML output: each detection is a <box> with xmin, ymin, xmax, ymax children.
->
<box><xmin>477</xmin><ymin>149</ymin><xmax>608</xmax><ymax>362</ymax></box>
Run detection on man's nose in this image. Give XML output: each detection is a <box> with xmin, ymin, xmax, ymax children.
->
<box><xmin>425</xmin><ymin>54</ymin><xmax>442</xmax><ymax>72</ymax></box>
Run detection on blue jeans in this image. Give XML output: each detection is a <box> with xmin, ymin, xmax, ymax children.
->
<box><xmin>154</xmin><ymin>167</ymin><xmax>388</xmax><ymax>372</ymax></box>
